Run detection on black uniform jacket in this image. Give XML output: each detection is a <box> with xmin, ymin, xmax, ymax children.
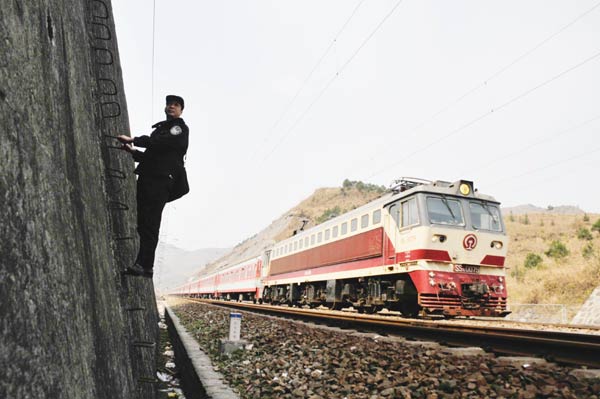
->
<box><xmin>132</xmin><ymin>117</ymin><xmax>189</xmax><ymax>178</ymax></box>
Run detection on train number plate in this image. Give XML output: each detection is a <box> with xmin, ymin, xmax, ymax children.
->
<box><xmin>454</xmin><ymin>264</ymin><xmax>480</xmax><ymax>274</ymax></box>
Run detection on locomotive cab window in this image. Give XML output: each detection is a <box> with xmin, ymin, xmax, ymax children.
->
<box><xmin>469</xmin><ymin>202</ymin><xmax>502</xmax><ymax>232</ymax></box>
<box><xmin>389</xmin><ymin>197</ymin><xmax>419</xmax><ymax>229</ymax></box>
<box><xmin>427</xmin><ymin>196</ymin><xmax>464</xmax><ymax>226</ymax></box>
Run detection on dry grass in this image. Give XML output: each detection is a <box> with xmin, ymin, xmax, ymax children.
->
<box><xmin>505</xmin><ymin>213</ymin><xmax>600</xmax><ymax>306</ymax></box>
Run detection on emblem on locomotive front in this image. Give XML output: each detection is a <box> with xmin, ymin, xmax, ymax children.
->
<box><xmin>462</xmin><ymin>234</ymin><xmax>477</xmax><ymax>250</ymax></box>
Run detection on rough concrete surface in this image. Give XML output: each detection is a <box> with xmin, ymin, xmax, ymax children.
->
<box><xmin>1</xmin><ymin>1</ymin><xmax>158</xmax><ymax>398</ymax></box>
<box><xmin>571</xmin><ymin>286</ymin><xmax>600</xmax><ymax>326</ymax></box>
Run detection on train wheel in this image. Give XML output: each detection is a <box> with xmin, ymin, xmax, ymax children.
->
<box><xmin>328</xmin><ymin>301</ymin><xmax>343</xmax><ymax>311</ymax></box>
<box><xmin>400</xmin><ymin>300</ymin><xmax>420</xmax><ymax>318</ymax></box>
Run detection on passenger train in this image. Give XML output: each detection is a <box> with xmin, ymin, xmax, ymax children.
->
<box><xmin>173</xmin><ymin>178</ymin><xmax>509</xmax><ymax>318</ymax></box>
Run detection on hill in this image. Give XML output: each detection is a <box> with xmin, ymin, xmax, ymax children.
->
<box><xmin>200</xmin><ymin>180</ymin><xmax>386</xmax><ymax>274</ymax></box>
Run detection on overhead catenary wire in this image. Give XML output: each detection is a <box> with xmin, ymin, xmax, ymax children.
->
<box><xmin>261</xmin><ymin>0</ymin><xmax>405</xmax><ymax>163</ymax></box>
<box><xmin>458</xmin><ymin>114</ymin><xmax>600</xmax><ymax>176</ymax></box>
<box><xmin>365</xmin><ymin>48</ymin><xmax>600</xmax><ymax>180</ymax></box>
<box><xmin>345</xmin><ymin>0</ymin><xmax>600</xmax><ymax>177</ymax></box>
<box><xmin>491</xmin><ymin>145</ymin><xmax>600</xmax><ymax>186</ymax></box>
<box><xmin>250</xmin><ymin>0</ymin><xmax>365</xmax><ymax>160</ymax></box>
<box><xmin>151</xmin><ymin>0</ymin><xmax>157</xmax><ymax>122</ymax></box>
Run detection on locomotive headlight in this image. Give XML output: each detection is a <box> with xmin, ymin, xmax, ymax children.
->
<box><xmin>491</xmin><ymin>240</ymin><xmax>503</xmax><ymax>249</ymax></box>
<box><xmin>459</xmin><ymin>183</ymin><xmax>470</xmax><ymax>196</ymax></box>
<box><xmin>432</xmin><ymin>234</ymin><xmax>447</xmax><ymax>243</ymax></box>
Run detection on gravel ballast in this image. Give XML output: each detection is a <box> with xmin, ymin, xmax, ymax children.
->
<box><xmin>168</xmin><ymin>299</ymin><xmax>600</xmax><ymax>399</ymax></box>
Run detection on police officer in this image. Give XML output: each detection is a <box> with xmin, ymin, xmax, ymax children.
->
<box><xmin>117</xmin><ymin>95</ymin><xmax>189</xmax><ymax>278</ymax></box>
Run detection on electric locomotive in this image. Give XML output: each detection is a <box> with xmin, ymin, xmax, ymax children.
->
<box><xmin>262</xmin><ymin>178</ymin><xmax>509</xmax><ymax>317</ymax></box>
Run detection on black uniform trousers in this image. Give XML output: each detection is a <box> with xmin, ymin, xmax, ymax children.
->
<box><xmin>135</xmin><ymin>174</ymin><xmax>172</xmax><ymax>271</ymax></box>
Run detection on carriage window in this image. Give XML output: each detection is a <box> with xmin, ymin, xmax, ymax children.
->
<box><xmin>299</xmin><ymin>239</ymin><xmax>303</xmax><ymax>249</ymax></box>
<box><xmin>351</xmin><ymin>218</ymin><xmax>358</xmax><ymax>232</ymax></box>
<box><xmin>325</xmin><ymin>229</ymin><xmax>330</xmax><ymax>240</ymax></box>
<box><xmin>361</xmin><ymin>214</ymin><xmax>369</xmax><ymax>228</ymax></box>
<box><xmin>304</xmin><ymin>237</ymin><xmax>309</xmax><ymax>247</ymax></box>
<box><xmin>311</xmin><ymin>234</ymin><xmax>315</xmax><ymax>245</ymax></box>
<box><xmin>294</xmin><ymin>241</ymin><xmax>298</xmax><ymax>251</ymax></box>
<box><xmin>341</xmin><ymin>222</ymin><xmax>348</xmax><ymax>235</ymax></box>
<box><xmin>402</xmin><ymin>198</ymin><xmax>419</xmax><ymax>227</ymax></box>
<box><xmin>469</xmin><ymin>202</ymin><xmax>502</xmax><ymax>232</ymax></box>
<box><xmin>426</xmin><ymin>196</ymin><xmax>464</xmax><ymax>226</ymax></box>
<box><xmin>332</xmin><ymin>226</ymin><xmax>338</xmax><ymax>238</ymax></box>
<box><xmin>373</xmin><ymin>209</ymin><xmax>381</xmax><ymax>224</ymax></box>
<box><xmin>317</xmin><ymin>232</ymin><xmax>322</xmax><ymax>243</ymax></box>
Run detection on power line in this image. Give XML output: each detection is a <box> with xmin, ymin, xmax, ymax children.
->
<box><xmin>459</xmin><ymin>114</ymin><xmax>600</xmax><ymax>176</ymax></box>
<box><xmin>151</xmin><ymin>0</ymin><xmax>157</xmax><ymax>122</ymax></box>
<box><xmin>250</xmin><ymin>0</ymin><xmax>365</xmax><ymax>160</ymax></box>
<box><xmin>347</xmin><ymin>0</ymin><xmax>600</xmax><ymax>177</ymax></box>
<box><xmin>261</xmin><ymin>0</ymin><xmax>405</xmax><ymax>163</ymax></box>
<box><xmin>491</xmin><ymin>145</ymin><xmax>600</xmax><ymax>185</ymax></box>
<box><xmin>365</xmin><ymin>48</ymin><xmax>600</xmax><ymax>180</ymax></box>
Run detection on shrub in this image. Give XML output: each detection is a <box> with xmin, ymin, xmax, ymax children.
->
<box><xmin>509</xmin><ymin>212</ymin><xmax>515</xmax><ymax>222</ymax></box>
<box><xmin>316</xmin><ymin>206</ymin><xmax>341</xmax><ymax>224</ymax></box>
<box><xmin>577</xmin><ymin>227</ymin><xmax>593</xmax><ymax>241</ymax></box>
<box><xmin>341</xmin><ymin>179</ymin><xmax>385</xmax><ymax>193</ymax></box>
<box><xmin>545</xmin><ymin>240</ymin><xmax>569</xmax><ymax>259</ymax></box>
<box><xmin>524</xmin><ymin>253</ymin><xmax>543</xmax><ymax>269</ymax></box>
<box><xmin>583</xmin><ymin>243</ymin><xmax>595</xmax><ymax>260</ymax></box>
<box><xmin>592</xmin><ymin>219</ymin><xmax>600</xmax><ymax>233</ymax></box>
<box><xmin>583</xmin><ymin>213</ymin><xmax>590</xmax><ymax>222</ymax></box>
<box><xmin>521</xmin><ymin>214</ymin><xmax>529</xmax><ymax>225</ymax></box>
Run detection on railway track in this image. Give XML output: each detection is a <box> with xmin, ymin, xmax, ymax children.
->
<box><xmin>184</xmin><ymin>298</ymin><xmax>600</xmax><ymax>369</ymax></box>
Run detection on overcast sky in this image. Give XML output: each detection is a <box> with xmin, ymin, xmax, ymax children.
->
<box><xmin>112</xmin><ymin>0</ymin><xmax>600</xmax><ymax>251</ymax></box>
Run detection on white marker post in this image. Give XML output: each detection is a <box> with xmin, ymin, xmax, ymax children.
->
<box><xmin>229</xmin><ymin>312</ymin><xmax>242</xmax><ymax>341</ymax></box>
<box><xmin>220</xmin><ymin>312</ymin><xmax>246</xmax><ymax>356</ymax></box>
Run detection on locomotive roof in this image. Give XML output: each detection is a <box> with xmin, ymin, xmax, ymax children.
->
<box><xmin>276</xmin><ymin>179</ymin><xmax>499</xmax><ymax>245</ymax></box>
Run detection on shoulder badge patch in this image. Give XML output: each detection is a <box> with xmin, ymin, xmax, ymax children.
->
<box><xmin>170</xmin><ymin>125</ymin><xmax>183</xmax><ymax>136</ymax></box>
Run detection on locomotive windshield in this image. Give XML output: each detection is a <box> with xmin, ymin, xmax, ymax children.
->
<box><xmin>426</xmin><ymin>196</ymin><xmax>465</xmax><ymax>226</ymax></box>
<box><xmin>469</xmin><ymin>201</ymin><xmax>502</xmax><ymax>231</ymax></box>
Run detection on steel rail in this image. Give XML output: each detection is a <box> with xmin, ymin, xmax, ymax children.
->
<box><xmin>179</xmin><ymin>298</ymin><xmax>600</xmax><ymax>368</ymax></box>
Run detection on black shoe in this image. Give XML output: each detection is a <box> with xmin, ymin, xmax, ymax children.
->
<box><xmin>122</xmin><ymin>263</ymin><xmax>145</xmax><ymax>277</ymax></box>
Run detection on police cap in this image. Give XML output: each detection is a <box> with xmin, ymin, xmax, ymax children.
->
<box><xmin>166</xmin><ymin>95</ymin><xmax>184</xmax><ymax>110</ymax></box>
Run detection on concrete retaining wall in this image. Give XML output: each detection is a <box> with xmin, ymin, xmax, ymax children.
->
<box><xmin>0</xmin><ymin>1</ymin><xmax>157</xmax><ymax>398</ymax></box>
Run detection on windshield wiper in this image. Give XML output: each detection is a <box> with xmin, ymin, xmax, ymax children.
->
<box><xmin>480</xmin><ymin>202</ymin><xmax>498</xmax><ymax>222</ymax></box>
<box><xmin>440</xmin><ymin>195</ymin><xmax>457</xmax><ymax>222</ymax></box>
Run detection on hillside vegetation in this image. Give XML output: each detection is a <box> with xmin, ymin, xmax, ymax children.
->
<box><xmin>504</xmin><ymin>213</ymin><xmax>600</xmax><ymax>307</ymax></box>
<box><xmin>274</xmin><ymin>179</ymin><xmax>386</xmax><ymax>242</ymax></box>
